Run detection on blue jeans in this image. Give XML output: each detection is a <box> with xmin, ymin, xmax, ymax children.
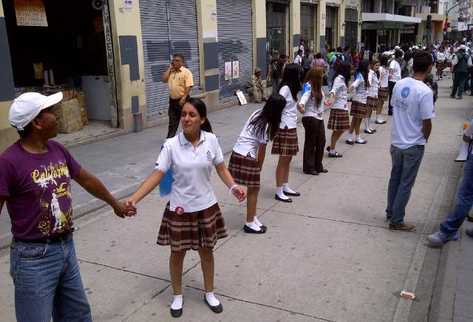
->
<box><xmin>440</xmin><ymin>156</ymin><xmax>473</xmax><ymax>236</ymax></box>
<box><xmin>386</xmin><ymin>145</ymin><xmax>425</xmax><ymax>224</ymax></box>
<box><xmin>10</xmin><ymin>237</ymin><xmax>92</xmax><ymax>322</ymax></box>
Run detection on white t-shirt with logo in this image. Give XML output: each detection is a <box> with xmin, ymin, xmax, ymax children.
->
<box><xmin>155</xmin><ymin>131</ymin><xmax>224</xmax><ymax>212</ymax></box>
<box><xmin>279</xmin><ymin>85</ymin><xmax>298</xmax><ymax>129</ymax></box>
<box><xmin>389</xmin><ymin>60</ymin><xmax>402</xmax><ymax>82</ymax></box>
<box><xmin>233</xmin><ymin>109</ymin><xmax>268</xmax><ymax>159</ymax></box>
<box><xmin>391</xmin><ymin>77</ymin><xmax>435</xmax><ymax>149</ymax></box>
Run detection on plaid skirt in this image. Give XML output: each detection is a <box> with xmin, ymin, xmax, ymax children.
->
<box><xmin>157</xmin><ymin>203</ymin><xmax>227</xmax><ymax>252</ymax></box>
<box><xmin>327</xmin><ymin>109</ymin><xmax>350</xmax><ymax>130</ymax></box>
<box><xmin>436</xmin><ymin>61</ymin><xmax>446</xmax><ymax>71</ymax></box>
<box><xmin>350</xmin><ymin>100</ymin><xmax>367</xmax><ymax>118</ymax></box>
<box><xmin>378</xmin><ymin>87</ymin><xmax>389</xmax><ymax>101</ymax></box>
<box><xmin>366</xmin><ymin>96</ymin><xmax>378</xmax><ymax>112</ymax></box>
<box><xmin>228</xmin><ymin>151</ymin><xmax>261</xmax><ymax>189</ymax></box>
<box><xmin>271</xmin><ymin>128</ymin><xmax>299</xmax><ymax>156</ymax></box>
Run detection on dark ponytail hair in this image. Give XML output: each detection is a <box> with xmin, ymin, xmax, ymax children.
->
<box><xmin>279</xmin><ymin>63</ymin><xmax>302</xmax><ymax>100</ymax></box>
<box><xmin>334</xmin><ymin>62</ymin><xmax>351</xmax><ymax>86</ymax></box>
<box><xmin>248</xmin><ymin>94</ymin><xmax>286</xmax><ymax>141</ymax></box>
<box><xmin>356</xmin><ymin>59</ymin><xmax>370</xmax><ymax>88</ymax></box>
<box><xmin>185</xmin><ymin>97</ymin><xmax>213</xmax><ymax>133</ymax></box>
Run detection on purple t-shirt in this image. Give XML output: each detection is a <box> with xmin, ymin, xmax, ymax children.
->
<box><xmin>0</xmin><ymin>140</ymin><xmax>82</xmax><ymax>240</ymax></box>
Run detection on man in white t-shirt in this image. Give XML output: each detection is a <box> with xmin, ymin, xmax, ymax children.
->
<box><xmin>387</xmin><ymin>49</ymin><xmax>403</xmax><ymax>115</ymax></box>
<box><xmin>386</xmin><ymin>51</ymin><xmax>435</xmax><ymax>231</ymax></box>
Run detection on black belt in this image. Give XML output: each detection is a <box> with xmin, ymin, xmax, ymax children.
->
<box><xmin>14</xmin><ymin>232</ymin><xmax>72</xmax><ymax>244</ymax></box>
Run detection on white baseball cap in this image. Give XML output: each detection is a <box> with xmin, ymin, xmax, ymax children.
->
<box><xmin>9</xmin><ymin>92</ymin><xmax>63</xmax><ymax>131</ymax></box>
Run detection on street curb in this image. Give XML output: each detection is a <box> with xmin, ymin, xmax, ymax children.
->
<box><xmin>428</xmin><ymin>165</ymin><xmax>465</xmax><ymax>322</ymax></box>
<box><xmin>392</xmin><ymin>161</ymin><xmax>451</xmax><ymax>322</ymax></box>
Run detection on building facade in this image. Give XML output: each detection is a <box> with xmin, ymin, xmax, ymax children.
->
<box><xmin>2</xmin><ymin>0</ymin><xmax>448</xmax><ymax>151</ymax></box>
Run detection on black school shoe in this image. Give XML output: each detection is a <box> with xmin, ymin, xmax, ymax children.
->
<box><xmin>170</xmin><ymin>307</ymin><xmax>183</xmax><ymax>318</ymax></box>
<box><xmin>283</xmin><ymin>190</ymin><xmax>301</xmax><ymax>197</ymax></box>
<box><xmin>204</xmin><ymin>297</ymin><xmax>223</xmax><ymax>313</ymax></box>
<box><xmin>243</xmin><ymin>224</ymin><xmax>266</xmax><ymax>234</ymax></box>
<box><xmin>274</xmin><ymin>194</ymin><xmax>293</xmax><ymax>203</ymax></box>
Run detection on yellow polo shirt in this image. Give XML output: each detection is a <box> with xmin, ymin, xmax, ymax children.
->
<box><xmin>168</xmin><ymin>67</ymin><xmax>194</xmax><ymax>99</ymax></box>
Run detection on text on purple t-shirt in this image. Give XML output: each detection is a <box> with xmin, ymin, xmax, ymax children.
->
<box><xmin>0</xmin><ymin>140</ymin><xmax>82</xmax><ymax>240</ymax></box>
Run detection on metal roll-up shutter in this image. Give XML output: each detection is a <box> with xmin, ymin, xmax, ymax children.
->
<box><xmin>217</xmin><ymin>0</ymin><xmax>253</xmax><ymax>100</ymax></box>
<box><xmin>140</xmin><ymin>1</ymin><xmax>200</xmax><ymax>125</ymax></box>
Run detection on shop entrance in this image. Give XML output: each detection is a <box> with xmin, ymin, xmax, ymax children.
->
<box><xmin>2</xmin><ymin>0</ymin><xmax>118</xmax><ymax>141</ymax></box>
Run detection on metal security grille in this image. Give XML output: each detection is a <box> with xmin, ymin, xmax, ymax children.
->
<box><xmin>216</xmin><ymin>0</ymin><xmax>253</xmax><ymax>100</ymax></box>
<box><xmin>345</xmin><ymin>8</ymin><xmax>358</xmax><ymax>48</ymax></box>
<box><xmin>140</xmin><ymin>0</ymin><xmax>200</xmax><ymax>124</ymax></box>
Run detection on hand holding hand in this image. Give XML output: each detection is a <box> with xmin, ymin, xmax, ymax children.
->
<box><xmin>124</xmin><ymin>200</ymin><xmax>137</xmax><ymax>217</ymax></box>
<box><xmin>230</xmin><ymin>185</ymin><xmax>246</xmax><ymax>202</ymax></box>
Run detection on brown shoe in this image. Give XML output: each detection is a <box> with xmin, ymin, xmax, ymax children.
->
<box><xmin>389</xmin><ymin>223</ymin><xmax>416</xmax><ymax>232</ymax></box>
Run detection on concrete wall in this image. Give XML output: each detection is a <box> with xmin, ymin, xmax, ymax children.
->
<box><xmin>108</xmin><ymin>0</ymin><xmax>146</xmax><ymax>131</ymax></box>
<box><xmin>0</xmin><ymin>1</ymin><xmax>17</xmax><ymax>152</ymax></box>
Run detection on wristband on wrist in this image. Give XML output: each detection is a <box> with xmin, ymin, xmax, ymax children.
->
<box><xmin>228</xmin><ymin>184</ymin><xmax>238</xmax><ymax>195</ymax></box>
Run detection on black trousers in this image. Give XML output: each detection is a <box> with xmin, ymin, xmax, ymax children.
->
<box><xmin>167</xmin><ymin>97</ymin><xmax>184</xmax><ymax>138</ymax></box>
<box><xmin>451</xmin><ymin>72</ymin><xmax>468</xmax><ymax>98</ymax></box>
<box><xmin>302</xmin><ymin>117</ymin><xmax>326</xmax><ymax>172</ymax></box>
<box><xmin>388</xmin><ymin>81</ymin><xmax>396</xmax><ymax>115</ymax></box>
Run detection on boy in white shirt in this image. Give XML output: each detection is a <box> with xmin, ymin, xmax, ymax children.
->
<box><xmin>386</xmin><ymin>51</ymin><xmax>435</xmax><ymax>232</ymax></box>
<box><xmin>387</xmin><ymin>49</ymin><xmax>403</xmax><ymax>115</ymax></box>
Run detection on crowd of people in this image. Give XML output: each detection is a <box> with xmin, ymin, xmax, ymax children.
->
<box><xmin>1</xmin><ymin>40</ymin><xmax>472</xmax><ymax>321</ymax></box>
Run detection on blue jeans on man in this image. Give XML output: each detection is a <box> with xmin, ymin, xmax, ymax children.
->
<box><xmin>386</xmin><ymin>145</ymin><xmax>425</xmax><ymax>224</ymax></box>
<box><xmin>10</xmin><ymin>236</ymin><xmax>92</xmax><ymax>322</ymax></box>
<box><xmin>440</xmin><ymin>155</ymin><xmax>473</xmax><ymax>236</ymax></box>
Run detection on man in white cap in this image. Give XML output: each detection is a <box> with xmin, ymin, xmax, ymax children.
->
<box><xmin>0</xmin><ymin>92</ymin><xmax>136</xmax><ymax>322</ymax></box>
<box><xmin>451</xmin><ymin>44</ymin><xmax>472</xmax><ymax>99</ymax></box>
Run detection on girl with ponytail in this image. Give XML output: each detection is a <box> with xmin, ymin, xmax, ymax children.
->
<box><xmin>126</xmin><ymin>97</ymin><xmax>246</xmax><ymax>317</ymax></box>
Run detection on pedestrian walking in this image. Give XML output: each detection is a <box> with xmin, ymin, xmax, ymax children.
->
<box><xmin>126</xmin><ymin>98</ymin><xmax>246</xmax><ymax>318</ymax></box>
<box><xmin>162</xmin><ymin>54</ymin><xmax>194</xmax><ymax>138</ymax></box>
<box><xmin>272</xmin><ymin>63</ymin><xmax>302</xmax><ymax>203</ymax></box>
<box><xmin>298</xmin><ymin>67</ymin><xmax>328</xmax><ymax>175</ymax></box>
<box><xmin>428</xmin><ymin>118</ymin><xmax>473</xmax><ymax>246</ymax></box>
<box><xmin>0</xmin><ymin>92</ymin><xmax>135</xmax><ymax>322</ymax></box>
<box><xmin>450</xmin><ymin>45</ymin><xmax>472</xmax><ymax>99</ymax></box>
<box><xmin>386</xmin><ymin>51</ymin><xmax>434</xmax><ymax>231</ymax></box>
<box><xmin>346</xmin><ymin>59</ymin><xmax>369</xmax><ymax>145</ymax></box>
<box><xmin>228</xmin><ymin>94</ymin><xmax>286</xmax><ymax>233</ymax></box>
<box><xmin>376</xmin><ymin>54</ymin><xmax>389</xmax><ymax>125</ymax></box>
<box><xmin>270</xmin><ymin>54</ymin><xmax>287</xmax><ymax>95</ymax></box>
<box><xmin>388</xmin><ymin>49</ymin><xmax>403</xmax><ymax>115</ymax></box>
<box><xmin>325</xmin><ymin>63</ymin><xmax>351</xmax><ymax>158</ymax></box>
<box><xmin>364</xmin><ymin>59</ymin><xmax>380</xmax><ymax>135</ymax></box>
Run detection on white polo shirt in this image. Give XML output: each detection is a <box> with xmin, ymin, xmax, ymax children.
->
<box><xmin>368</xmin><ymin>69</ymin><xmax>379</xmax><ymax>98</ymax></box>
<box><xmin>351</xmin><ymin>74</ymin><xmax>368</xmax><ymax>104</ymax></box>
<box><xmin>155</xmin><ymin>131</ymin><xmax>224</xmax><ymax>212</ymax></box>
<box><xmin>389</xmin><ymin>59</ymin><xmax>401</xmax><ymax>82</ymax></box>
<box><xmin>379</xmin><ymin>66</ymin><xmax>389</xmax><ymax>88</ymax></box>
<box><xmin>279</xmin><ymin>85</ymin><xmax>298</xmax><ymax>129</ymax></box>
<box><xmin>299</xmin><ymin>90</ymin><xmax>325</xmax><ymax>120</ymax></box>
<box><xmin>329</xmin><ymin>75</ymin><xmax>348</xmax><ymax>111</ymax></box>
<box><xmin>391</xmin><ymin>77</ymin><xmax>435</xmax><ymax>149</ymax></box>
<box><xmin>233</xmin><ymin>109</ymin><xmax>268</xmax><ymax>159</ymax></box>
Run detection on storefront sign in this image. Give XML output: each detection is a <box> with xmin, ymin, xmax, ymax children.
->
<box><xmin>14</xmin><ymin>0</ymin><xmax>48</xmax><ymax>27</ymax></box>
<box><xmin>224</xmin><ymin>62</ymin><xmax>232</xmax><ymax>80</ymax></box>
<box><xmin>232</xmin><ymin>61</ymin><xmax>240</xmax><ymax>79</ymax></box>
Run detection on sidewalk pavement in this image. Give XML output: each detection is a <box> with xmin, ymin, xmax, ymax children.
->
<box><xmin>0</xmin><ymin>79</ymin><xmax>471</xmax><ymax>321</ymax></box>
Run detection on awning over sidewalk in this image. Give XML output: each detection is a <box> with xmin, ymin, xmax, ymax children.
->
<box><xmin>362</xmin><ymin>12</ymin><xmax>421</xmax><ymax>24</ymax></box>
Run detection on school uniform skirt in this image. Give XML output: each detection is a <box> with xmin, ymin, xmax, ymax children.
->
<box><xmin>327</xmin><ymin>109</ymin><xmax>350</xmax><ymax>130</ymax></box>
<box><xmin>271</xmin><ymin>128</ymin><xmax>299</xmax><ymax>156</ymax></box>
<box><xmin>157</xmin><ymin>203</ymin><xmax>228</xmax><ymax>252</ymax></box>
<box><xmin>378</xmin><ymin>87</ymin><xmax>389</xmax><ymax>101</ymax></box>
<box><xmin>350</xmin><ymin>100</ymin><xmax>367</xmax><ymax>118</ymax></box>
<box><xmin>228</xmin><ymin>151</ymin><xmax>261</xmax><ymax>189</ymax></box>
<box><xmin>366</xmin><ymin>96</ymin><xmax>378</xmax><ymax>115</ymax></box>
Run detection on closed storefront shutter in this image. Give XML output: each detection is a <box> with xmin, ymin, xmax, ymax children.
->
<box><xmin>216</xmin><ymin>0</ymin><xmax>253</xmax><ymax>100</ymax></box>
<box><xmin>140</xmin><ymin>0</ymin><xmax>201</xmax><ymax>124</ymax></box>
<box><xmin>345</xmin><ymin>8</ymin><xmax>358</xmax><ymax>49</ymax></box>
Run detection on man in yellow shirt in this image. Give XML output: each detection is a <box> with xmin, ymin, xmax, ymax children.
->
<box><xmin>162</xmin><ymin>54</ymin><xmax>194</xmax><ymax>138</ymax></box>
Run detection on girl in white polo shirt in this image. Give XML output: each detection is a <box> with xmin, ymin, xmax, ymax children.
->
<box><xmin>376</xmin><ymin>55</ymin><xmax>389</xmax><ymax>124</ymax></box>
<box><xmin>228</xmin><ymin>94</ymin><xmax>286</xmax><ymax>233</ymax></box>
<box><xmin>272</xmin><ymin>63</ymin><xmax>302</xmax><ymax>203</ymax></box>
<box><xmin>325</xmin><ymin>62</ymin><xmax>351</xmax><ymax>158</ymax></box>
<box><xmin>364</xmin><ymin>59</ymin><xmax>380</xmax><ymax>134</ymax></box>
<box><xmin>127</xmin><ymin>98</ymin><xmax>246</xmax><ymax>318</ymax></box>
<box><xmin>346</xmin><ymin>59</ymin><xmax>369</xmax><ymax>145</ymax></box>
<box><xmin>298</xmin><ymin>67</ymin><xmax>328</xmax><ymax>174</ymax></box>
